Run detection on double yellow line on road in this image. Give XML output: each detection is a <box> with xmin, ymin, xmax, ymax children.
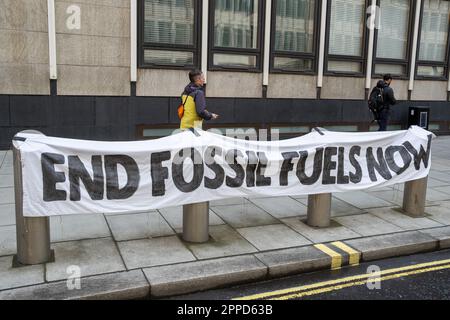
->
<box><xmin>235</xmin><ymin>258</ymin><xmax>450</xmax><ymax>300</ymax></box>
<box><xmin>314</xmin><ymin>241</ymin><xmax>361</xmax><ymax>270</ymax></box>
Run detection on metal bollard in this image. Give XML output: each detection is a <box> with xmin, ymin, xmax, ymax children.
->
<box><xmin>182</xmin><ymin>201</ymin><xmax>209</xmax><ymax>243</ymax></box>
<box><xmin>13</xmin><ymin>131</ymin><xmax>52</xmax><ymax>266</ymax></box>
<box><xmin>402</xmin><ymin>176</ymin><xmax>428</xmax><ymax>217</ymax></box>
<box><xmin>307</xmin><ymin>193</ymin><xmax>332</xmax><ymax>228</ymax></box>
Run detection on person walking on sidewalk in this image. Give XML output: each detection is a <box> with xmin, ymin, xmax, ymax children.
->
<box><xmin>179</xmin><ymin>69</ymin><xmax>218</xmax><ymax>130</ymax></box>
<box><xmin>377</xmin><ymin>73</ymin><xmax>397</xmax><ymax>131</ymax></box>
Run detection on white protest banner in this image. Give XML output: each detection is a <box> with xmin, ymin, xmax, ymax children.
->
<box><xmin>14</xmin><ymin>126</ymin><xmax>434</xmax><ymax>217</ymax></box>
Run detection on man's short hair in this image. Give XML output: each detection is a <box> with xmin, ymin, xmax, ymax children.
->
<box><xmin>189</xmin><ymin>69</ymin><xmax>203</xmax><ymax>82</ymax></box>
<box><xmin>383</xmin><ymin>74</ymin><xmax>393</xmax><ymax>81</ymax></box>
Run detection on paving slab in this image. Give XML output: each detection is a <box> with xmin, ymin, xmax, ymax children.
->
<box><xmin>0</xmin><ymin>269</ymin><xmax>149</xmax><ymax>300</ymax></box>
<box><xmin>236</xmin><ymin>224</ymin><xmax>311</xmax><ymax>251</ymax></box>
<box><xmin>294</xmin><ymin>196</ymin><xmax>364</xmax><ymax>216</ymax></box>
<box><xmin>344</xmin><ymin>231</ymin><xmax>438</xmax><ymax>261</ymax></box>
<box><xmin>0</xmin><ymin>225</ymin><xmax>16</xmax><ymax>256</ymax></box>
<box><xmin>0</xmin><ymin>203</ymin><xmax>15</xmax><ymax>226</ymax></box>
<box><xmin>46</xmin><ymin>238</ymin><xmax>125</xmax><ymax>282</ymax></box>
<box><xmin>0</xmin><ymin>187</ymin><xmax>14</xmax><ymax>205</ymax></box>
<box><xmin>426</xmin><ymin>189</ymin><xmax>450</xmax><ymax>202</ymax></box>
<box><xmin>1</xmin><ymin>152</ymin><xmax>12</xmax><ymax>165</ymax></box>
<box><xmin>50</xmin><ymin>214</ymin><xmax>110</xmax><ymax>243</ymax></box>
<box><xmin>428</xmin><ymin>163</ymin><xmax>450</xmax><ymax>172</ymax></box>
<box><xmin>334</xmin><ymin>213</ymin><xmax>404</xmax><ymax>236</ymax></box>
<box><xmin>158</xmin><ymin>206</ymin><xmax>224</xmax><ymax>232</ymax></box>
<box><xmin>0</xmin><ymin>255</ymin><xmax>44</xmax><ymax>291</ymax></box>
<box><xmin>440</xmin><ymin>200</ymin><xmax>450</xmax><ymax>209</ymax></box>
<box><xmin>186</xmin><ymin>225</ymin><xmax>258</xmax><ymax>260</ymax></box>
<box><xmin>433</xmin><ymin>186</ymin><xmax>450</xmax><ymax>195</ymax></box>
<box><xmin>0</xmin><ymin>165</ymin><xmax>14</xmax><ymax>176</ymax></box>
<box><xmin>106</xmin><ymin>211</ymin><xmax>174</xmax><ymax>241</ymax></box>
<box><xmin>334</xmin><ymin>191</ymin><xmax>394</xmax><ymax>209</ymax></box>
<box><xmin>289</xmin><ymin>194</ymin><xmax>308</xmax><ymax>203</ymax></box>
<box><xmin>368</xmin><ymin>190</ymin><xmax>405</xmax><ymax>206</ymax></box>
<box><xmin>425</xmin><ymin>205</ymin><xmax>450</xmax><ymax>225</ymax></box>
<box><xmin>366</xmin><ymin>185</ymin><xmax>394</xmax><ymax>192</ymax></box>
<box><xmin>143</xmin><ymin>255</ymin><xmax>267</xmax><ymax>297</ymax></box>
<box><xmin>0</xmin><ymin>175</ymin><xmax>13</xmax><ymax>188</ymax></box>
<box><xmin>368</xmin><ymin>207</ymin><xmax>443</xmax><ymax>231</ymax></box>
<box><xmin>210</xmin><ymin>197</ymin><xmax>251</xmax><ymax>206</ymax></box>
<box><xmin>281</xmin><ymin>217</ymin><xmax>361</xmax><ymax>243</ymax></box>
<box><xmin>369</xmin><ymin>188</ymin><xmax>434</xmax><ymax>207</ymax></box>
<box><xmin>117</xmin><ymin>236</ymin><xmax>196</xmax><ymax>269</ymax></box>
<box><xmin>428</xmin><ymin>171</ymin><xmax>450</xmax><ymax>184</ymax></box>
<box><xmin>255</xmin><ymin>246</ymin><xmax>331</xmax><ymax>277</ymax></box>
<box><xmin>248</xmin><ymin>196</ymin><xmax>307</xmax><ymax>218</ymax></box>
<box><xmin>211</xmin><ymin>203</ymin><xmax>278</xmax><ymax>228</ymax></box>
<box><xmin>419</xmin><ymin>226</ymin><xmax>450</xmax><ymax>249</ymax></box>
<box><xmin>427</xmin><ymin>178</ymin><xmax>450</xmax><ymax>188</ymax></box>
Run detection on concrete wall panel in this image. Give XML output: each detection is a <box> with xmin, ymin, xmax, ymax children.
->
<box><xmin>0</xmin><ymin>0</ymin><xmax>48</xmax><ymax>32</ymax></box>
<box><xmin>55</xmin><ymin>1</ymin><xmax>129</xmax><ymax>37</ymax></box>
<box><xmin>0</xmin><ymin>0</ymin><xmax>49</xmax><ymax>94</ymax></box>
<box><xmin>206</xmin><ymin>72</ymin><xmax>262</xmax><ymax>98</ymax></box>
<box><xmin>0</xmin><ymin>64</ymin><xmax>49</xmax><ymax>95</ymax></box>
<box><xmin>321</xmin><ymin>76</ymin><xmax>365</xmax><ymax>100</ymax></box>
<box><xmin>411</xmin><ymin>80</ymin><xmax>447</xmax><ymax>101</ymax></box>
<box><xmin>136</xmin><ymin>69</ymin><xmax>188</xmax><ymax>97</ymax></box>
<box><xmin>57</xmin><ymin>65</ymin><xmax>129</xmax><ymax>96</ymax></box>
<box><xmin>56</xmin><ymin>34</ymin><xmax>129</xmax><ymax>67</ymax></box>
<box><xmin>267</xmin><ymin>74</ymin><xmax>317</xmax><ymax>99</ymax></box>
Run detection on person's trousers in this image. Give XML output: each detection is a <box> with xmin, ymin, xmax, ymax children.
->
<box><xmin>378</xmin><ymin>108</ymin><xmax>390</xmax><ymax>131</ymax></box>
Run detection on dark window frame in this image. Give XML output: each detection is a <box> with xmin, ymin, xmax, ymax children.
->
<box><xmin>324</xmin><ymin>0</ymin><xmax>370</xmax><ymax>77</ymax></box>
<box><xmin>415</xmin><ymin>0</ymin><xmax>450</xmax><ymax>80</ymax></box>
<box><xmin>269</xmin><ymin>0</ymin><xmax>321</xmax><ymax>75</ymax></box>
<box><xmin>372</xmin><ymin>0</ymin><xmax>416</xmax><ymax>80</ymax></box>
<box><xmin>138</xmin><ymin>0</ymin><xmax>202</xmax><ymax>70</ymax></box>
<box><xmin>208</xmin><ymin>0</ymin><xmax>265</xmax><ymax>72</ymax></box>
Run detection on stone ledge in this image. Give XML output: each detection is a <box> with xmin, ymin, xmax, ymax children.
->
<box><xmin>344</xmin><ymin>231</ymin><xmax>438</xmax><ymax>261</ymax></box>
<box><xmin>0</xmin><ymin>269</ymin><xmax>149</xmax><ymax>300</ymax></box>
<box><xmin>143</xmin><ymin>255</ymin><xmax>267</xmax><ymax>298</ymax></box>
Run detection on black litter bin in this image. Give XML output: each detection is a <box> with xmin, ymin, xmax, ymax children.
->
<box><xmin>408</xmin><ymin>106</ymin><xmax>430</xmax><ymax>130</ymax></box>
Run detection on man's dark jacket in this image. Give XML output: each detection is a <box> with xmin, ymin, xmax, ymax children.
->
<box><xmin>381</xmin><ymin>81</ymin><xmax>396</xmax><ymax>108</ymax></box>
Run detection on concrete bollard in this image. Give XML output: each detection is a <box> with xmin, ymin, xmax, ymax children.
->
<box><xmin>402</xmin><ymin>176</ymin><xmax>428</xmax><ymax>217</ymax></box>
<box><xmin>13</xmin><ymin>131</ymin><xmax>52</xmax><ymax>266</ymax></box>
<box><xmin>307</xmin><ymin>193</ymin><xmax>332</xmax><ymax>228</ymax></box>
<box><xmin>182</xmin><ymin>201</ymin><xmax>209</xmax><ymax>243</ymax></box>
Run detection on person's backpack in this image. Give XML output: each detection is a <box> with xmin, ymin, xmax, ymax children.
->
<box><xmin>368</xmin><ymin>81</ymin><xmax>384</xmax><ymax>121</ymax></box>
<box><xmin>177</xmin><ymin>90</ymin><xmax>199</xmax><ymax>120</ymax></box>
<box><xmin>177</xmin><ymin>95</ymin><xmax>188</xmax><ymax>119</ymax></box>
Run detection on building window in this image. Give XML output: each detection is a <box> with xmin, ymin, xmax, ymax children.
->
<box><xmin>271</xmin><ymin>0</ymin><xmax>318</xmax><ymax>73</ymax></box>
<box><xmin>209</xmin><ymin>0</ymin><xmax>264</xmax><ymax>70</ymax></box>
<box><xmin>373</xmin><ymin>0</ymin><xmax>412</xmax><ymax>78</ymax></box>
<box><xmin>138</xmin><ymin>0</ymin><xmax>201</xmax><ymax>68</ymax></box>
<box><xmin>326</xmin><ymin>0</ymin><xmax>368</xmax><ymax>75</ymax></box>
<box><xmin>416</xmin><ymin>0</ymin><xmax>450</xmax><ymax>78</ymax></box>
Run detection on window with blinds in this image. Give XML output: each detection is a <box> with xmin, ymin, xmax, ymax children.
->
<box><xmin>139</xmin><ymin>0</ymin><xmax>199</xmax><ymax>68</ymax></box>
<box><xmin>417</xmin><ymin>0</ymin><xmax>450</xmax><ymax>78</ymax></box>
<box><xmin>326</xmin><ymin>0</ymin><xmax>366</xmax><ymax>74</ymax></box>
<box><xmin>210</xmin><ymin>0</ymin><xmax>263</xmax><ymax>70</ymax></box>
<box><xmin>271</xmin><ymin>0</ymin><xmax>317</xmax><ymax>73</ymax></box>
<box><xmin>374</xmin><ymin>0</ymin><xmax>411</xmax><ymax>77</ymax></box>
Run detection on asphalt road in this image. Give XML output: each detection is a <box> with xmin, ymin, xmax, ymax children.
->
<box><xmin>170</xmin><ymin>249</ymin><xmax>450</xmax><ymax>300</ymax></box>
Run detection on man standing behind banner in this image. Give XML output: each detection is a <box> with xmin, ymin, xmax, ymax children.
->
<box><xmin>378</xmin><ymin>73</ymin><xmax>397</xmax><ymax>131</ymax></box>
<box><xmin>180</xmin><ymin>69</ymin><xmax>219</xmax><ymax>130</ymax></box>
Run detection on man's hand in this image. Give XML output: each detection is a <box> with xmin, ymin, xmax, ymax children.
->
<box><xmin>211</xmin><ymin>113</ymin><xmax>219</xmax><ymax>120</ymax></box>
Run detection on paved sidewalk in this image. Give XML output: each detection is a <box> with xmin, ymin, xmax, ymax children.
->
<box><xmin>0</xmin><ymin>136</ymin><xmax>450</xmax><ymax>299</ymax></box>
